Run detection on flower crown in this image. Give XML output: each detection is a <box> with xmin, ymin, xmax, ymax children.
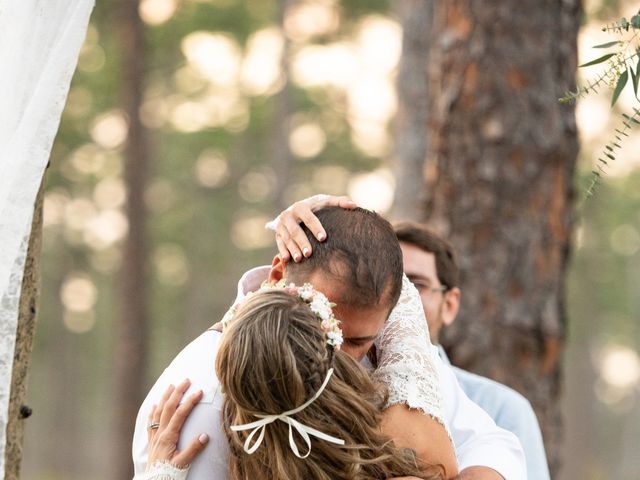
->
<box><xmin>221</xmin><ymin>280</ymin><xmax>344</xmax><ymax>350</ymax></box>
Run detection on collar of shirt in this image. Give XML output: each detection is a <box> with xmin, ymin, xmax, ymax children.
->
<box><xmin>437</xmin><ymin>344</ymin><xmax>452</xmax><ymax>366</ymax></box>
<box><xmin>233</xmin><ymin>265</ymin><xmax>271</xmax><ymax>306</ymax></box>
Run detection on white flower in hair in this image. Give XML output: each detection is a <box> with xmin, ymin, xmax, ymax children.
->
<box><xmin>223</xmin><ymin>280</ymin><xmax>343</xmax><ymax>350</ymax></box>
<box><xmin>298</xmin><ymin>283</ymin><xmax>314</xmax><ymax>301</ymax></box>
<box><xmin>326</xmin><ymin>330</ymin><xmax>343</xmax><ymax>348</ymax></box>
<box><xmin>309</xmin><ymin>295</ymin><xmax>332</xmax><ymax>321</ymax></box>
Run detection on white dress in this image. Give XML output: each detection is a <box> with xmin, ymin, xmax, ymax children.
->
<box><xmin>134</xmin><ymin>462</ymin><xmax>188</xmax><ymax>480</ymax></box>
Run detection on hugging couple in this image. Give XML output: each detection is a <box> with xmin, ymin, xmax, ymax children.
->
<box><xmin>132</xmin><ymin>195</ymin><xmax>527</xmax><ymax>480</ymax></box>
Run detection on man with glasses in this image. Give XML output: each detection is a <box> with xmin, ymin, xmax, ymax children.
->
<box><xmin>395</xmin><ymin>222</ymin><xmax>551</xmax><ymax>480</ymax></box>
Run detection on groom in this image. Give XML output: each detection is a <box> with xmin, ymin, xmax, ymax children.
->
<box><xmin>133</xmin><ymin>206</ymin><xmax>525</xmax><ymax>479</ymax></box>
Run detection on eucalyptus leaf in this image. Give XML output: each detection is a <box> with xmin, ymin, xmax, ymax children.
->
<box><xmin>635</xmin><ymin>56</ymin><xmax>640</xmax><ymax>97</ymax></box>
<box><xmin>611</xmin><ymin>69</ymin><xmax>628</xmax><ymax>107</ymax></box>
<box><xmin>592</xmin><ymin>41</ymin><xmax>622</xmax><ymax>49</ymax></box>
<box><xmin>631</xmin><ymin>68</ymin><xmax>639</xmax><ymax>99</ymax></box>
<box><xmin>580</xmin><ymin>53</ymin><xmax>615</xmax><ymax>68</ymax></box>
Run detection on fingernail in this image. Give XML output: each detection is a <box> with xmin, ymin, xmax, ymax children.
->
<box><xmin>303</xmin><ymin>247</ymin><xmax>310</xmax><ymax>257</ymax></box>
<box><xmin>199</xmin><ymin>433</ymin><xmax>209</xmax><ymax>444</ymax></box>
<box><xmin>294</xmin><ymin>254</ymin><xmax>301</xmax><ymax>262</ymax></box>
<box><xmin>317</xmin><ymin>232</ymin><xmax>326</xmax><ymax>241</ymax></box>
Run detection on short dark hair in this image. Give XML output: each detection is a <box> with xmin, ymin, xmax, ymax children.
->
<box><xmin>287</xmin><ymin>207</ymin><xmax>403</xmax><ymax>309</ymax></box>
<box><xmin>394</xmin><ymin>222</ymin><xmax>459</xmax><ymax>290</ymax></box>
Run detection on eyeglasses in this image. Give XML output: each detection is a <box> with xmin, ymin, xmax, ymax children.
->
<box><xmin>426</xmin><ymin>286</ymin><xmax>447</xmax><ymax>295</ymax></box>
<box><xmin>413</xmin><ymin>283</ymin><xmax>448</xmax><ymax>296</ymax></box>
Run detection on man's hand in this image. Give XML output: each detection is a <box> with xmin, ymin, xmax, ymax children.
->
<box><xmin>266</xmin><ymin>194</ymin><xmax>356</xmax><ymax>262</ymax></box>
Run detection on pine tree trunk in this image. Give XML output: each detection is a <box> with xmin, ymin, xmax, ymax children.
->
<box><xmin>112</xmin><ymin>1</ymin><xmax>151</xmax><ymax>478</ymax></box>
<box><xmin>4</xmin><ymin>181</ymin><xmax>44</xmax><ymax>480</ymax></box>
<box><xmin>390</xmin><ymin>0</ymin><xmax>433</xmax><ymax>220</ymax></box>
<box><xmin>425</xmin><ymin>1</ymin><xmax>581</xmax><ymax>475</ymax></box>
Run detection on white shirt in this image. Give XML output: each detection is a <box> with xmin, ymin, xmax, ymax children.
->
<box><xmin>439</xmin><ymin>347</ymin><xmax>549</xmax><ymax>480</ymax></box>
<box><xmin>133</xmin><ymin>266</ymin><xmax>526</xmax><ymax>479</ymax></box>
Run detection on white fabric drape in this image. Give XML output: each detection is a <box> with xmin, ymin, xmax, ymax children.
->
<box><xmin>0</xmin><ymin>1</ymin><xmax>94</xmax><ymax>477</ymax></box>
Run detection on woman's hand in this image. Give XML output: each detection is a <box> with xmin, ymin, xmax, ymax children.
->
<box><xmin>266</xmin><ymin>194</ymin><xmax>357</xmax><ymax>262</ymax></box>
<box><xmin>146</xmin><ymin>379</ymin><xmax>209</xmax><ymax>470</ymax></box>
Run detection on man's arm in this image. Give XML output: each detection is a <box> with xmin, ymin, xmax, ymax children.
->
<box><xmin>435</xmin><ymin>351</ymin><xmax>526</xmax><ymax>479</ymax></box>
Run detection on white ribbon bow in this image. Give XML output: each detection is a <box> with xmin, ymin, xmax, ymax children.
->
<box><xmin>230</xmin><ymin>368</ymin><xmax>345</xmax><ymax>458</ymax></box>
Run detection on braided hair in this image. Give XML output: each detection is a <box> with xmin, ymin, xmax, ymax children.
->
<box><xmin>216</xmin><ymin>290</ymin><xmax>445</xmax><ymax>480</ymax></box>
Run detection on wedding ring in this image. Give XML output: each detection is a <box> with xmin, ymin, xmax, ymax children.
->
<box><xmin>149</xmin><ymin>422</ymin><xmax>160</xmax><ymax>430</ymax></box>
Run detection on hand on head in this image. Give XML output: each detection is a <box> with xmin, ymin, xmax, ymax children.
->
<box><xmin>146</xmin><ymin>379</ymin><xmax>209</xmax><ymax>470</ymax></box>
<box><xmin>266</xmin><ymin>194</ymin><xmax>356</xmax><ymax>262</ymax></box>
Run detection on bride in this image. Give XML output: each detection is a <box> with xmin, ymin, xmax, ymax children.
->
<box><xmin>137</xmin><ymin>283</ymin><xmax>446</xmax><ymax>480</ymax></box>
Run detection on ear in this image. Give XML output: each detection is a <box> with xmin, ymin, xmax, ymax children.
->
<box><xmin>267</xmin><ymin>254</ymin><xmax>287</xmax><ymax>283</ymax></box>
<box><xmin>440</xmin><ymin>287</ymin><xmax>460</xmax><ymax>327</ymax></box>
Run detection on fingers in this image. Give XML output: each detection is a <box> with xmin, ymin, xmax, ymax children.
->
<box><xmin>305</xmin><ymin>194</ymin><xmax>356</xmax><ymax>212</ymax></box>
<box><xmin>294</xmin><ymin>204</ymin><xmax>327</xmax><ymax>245</ymax></box>
<box><xmin>275</xmin><ymin>233</ymin><xmax>290</xmax><ymax>262</ymax></box>
<box><xmin>336</xmin><ymin>196</ymin><xmax>357</xmax><ymax>209</ymax></box>
<box><xmin>147</xmin><ymin>404</ymin><xmax>158</xmax><ymax>443</ymax></box>
<box><xmin>172</xmin><ymin>433</ymin><xmax>209</xmax><ymax>468</ymax></box>
<box><xmin>147</xmin><ymin>381</ymin><xmax>205</xmax><ymax>468</ymax></box>
<box><xmin>167</xmin><ymin>390</ymin><xmax>204</xmax><ymax>437</ymax></box>
<box><xmin>268</xmin><ymin>194</ymin><xmax>358</xmax><ymax>263</ymax></box>
<box><xmin>153</xmin><ymin>384</ymin><xmax>175</xmax><ymax>429</ymax></box>
<box><xmin>159</xmin><ymin>379</ymin><xmax>190</xmax><ymax>429</ymax></box>
<box><xmin>210</xmin><ymin>321</ymin><xmax>223</xmax><ymax>333</ymax></box>
<box><xmin>281</xmin><ymin>212</ymin><xmax>309</xmax><ymax>261</ymax></box>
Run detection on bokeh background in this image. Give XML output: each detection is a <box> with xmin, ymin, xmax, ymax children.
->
<box><xmin>19</xmin><ymin>0</ymin><xmax>640</xmax><ymax>478</ymax></box>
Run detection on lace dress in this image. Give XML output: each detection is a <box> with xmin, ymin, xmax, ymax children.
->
<box><xmin>372</xmin><ymin>274</ymin><xmax>446</xmax><ymax>429</ymax></box>
<box><xmin>134</xmin><ymin>462</ymin><xmax>189</xmax><ymax>480</ymax></box>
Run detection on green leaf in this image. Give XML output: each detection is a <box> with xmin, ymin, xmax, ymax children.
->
<box><xmin>580</xmin><ymin>53</ymin><xmax>615</xmax><ymax>67</ymax></box>
<box><xmin>623</xmin><ymin>113</ymin><xmax>640</xmax><ymax>124</ymax></box>
<box><xmin>635</xmin><ymin>56</ymin><xmax>640</xmax><ymax>97</ymax></box>
<box><xmin>631</xmin><ymin>14</ymin><xmax>640</xmax><ymax>29</ymax></box>
<box><xmin>611</xmin><ymin>69</ymin><xmax>628</xmax><ymax>107</ymax></box>
<box><xmin>631</xmin><ymin>68</ymin><xmax>639</xmax><ymax>100</ymax></box>
<box><xmin>592</xmin><ymin>41</ymin><xmax>622</xmax><ymax>49</ymax></box>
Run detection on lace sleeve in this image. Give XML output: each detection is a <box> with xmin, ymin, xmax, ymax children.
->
<box><xmin>133</xmin><ymin>462</ymin><xmax>189</xmax><ymax>480</ymax></box>
<box><xmin>372</xmin><ymin>275</ymin><xmax>446</xmax><ymax>430</ymax></box>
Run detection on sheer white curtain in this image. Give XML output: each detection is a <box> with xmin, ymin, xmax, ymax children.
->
<box><xmin>0</xmin><ymin>0</ymin><xmax>94</xmax><ymax>476</ymax></box>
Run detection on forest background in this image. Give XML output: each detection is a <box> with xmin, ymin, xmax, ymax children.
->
<box><xmin>16</xmin><ymin>0</ymin><xmax>640</xmax><ymax>479</ymax></box>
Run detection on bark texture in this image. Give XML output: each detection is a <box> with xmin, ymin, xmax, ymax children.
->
<box><xmin>112</xmin><ymin>1</ymin><xmax>151</xmax><ymax>478</ymax></box>
<box><xmin>4</xmin><ymin>181</ymin><xmax>44</xmax><ymax>480</ymax></box>
<box><xmin>425</xmin><ymin>1</ymin><xmax>581</xmax><ymax>475</ymax></box>
<box><xmin>390</xmin><ymin>0</ymin><xmax>433</xmax><ymax>221</ymax></box>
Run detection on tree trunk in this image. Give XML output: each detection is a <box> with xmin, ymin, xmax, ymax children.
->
<box><xmin>112</xmin><ymin>1</ymin><xmax>151</xmax><ymax>478</ymax></box>
<box><xmin>4</xmin><ymin>181</ymin><xmax>44</xmax><ymax>480</ymax></box>
<box><xmin>390</xmin><ymin>0</ymin><xmax>433</xmax><ymax>221</ymax></box>
<box><xmin>425</xmin><ymin>1</ymin><xmax>581</xmax><ymax>475</ymax></box>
